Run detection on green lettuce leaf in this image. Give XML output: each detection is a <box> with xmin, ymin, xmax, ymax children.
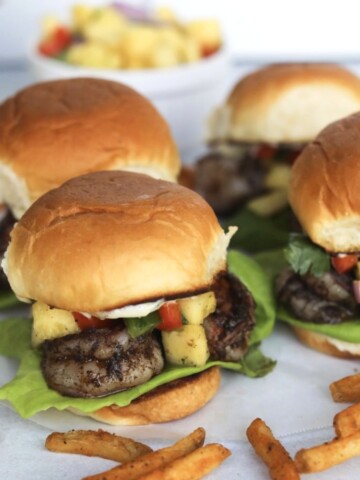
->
<box><xmin>222</xmin><ymin>207</ymin><xmax>291</xmax><ymax>253</ymax></box>
<box><xmin>238</xmin><ymin>344</ymin><xmax>276</xmax><ymax>377</ymax></box>
<box><xmin>0</xmin><ymin>290</ymin><xmax>22</xmax><ymax>310</ymax></box>
<box><xmin>254</xmin><ymin>248</ymin><xmax>360</xmax><ymax>344</ymax></box>
<box><xmin>0</xmin><ymin>317</ymin><xmax>32</xmax><ymax>359</ymax></box>
<box><xmin>278</xmin><ymin>306</ymin><xmax>360</xmax><ymax>342</ymax></box>
<box><xmin>0</xmin><ymin>319</ymin><xmax>275</xmax><ymax>418</ymax></box>
<box><xmin>0</xmin><ymin>251</ymin><xmax>276</xmax><ymax>418</ymax></box>
<box><xmin>227</xmin><ymin>250</ymin><xmax>276</xmax><ymax>344</ymax></box>
<box><xmin>253</xmin><ymin>248</ymin><xmax>288</xmax><ymax>279</ymax></box>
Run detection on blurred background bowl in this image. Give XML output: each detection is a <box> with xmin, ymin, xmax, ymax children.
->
<box><xmin>28</xmin><ymin>46</ymin><xmax>230</xmax><ymax>164</ymax></box>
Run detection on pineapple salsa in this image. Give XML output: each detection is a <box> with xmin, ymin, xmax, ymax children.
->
<box><xmin>31</xmin><ymin>291</ymin><xmax>217</xmax><ymax>367</ymax></box>
<box><xmin>37</xmin><ymin>3</ymin><xmax>223</xmax><ymax>69</ymax></box>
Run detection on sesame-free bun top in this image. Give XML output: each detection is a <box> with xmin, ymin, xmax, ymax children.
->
<box><xmin>208</xmin><ymin>63</ymin><xmax>360</xmax><ymax>143</ymax></box>
<box><xmin>289</xmin><ymin>111</ymin><xmax>360</xmax><ymax>253</ymax></box>
<box><xmin>4</xmin><ymin>171</ymin><xmax>234</xmax><ymax>312</ymax></box>
<box><xmin>0</xmin><ymin>78</ymin><xmax>181</xmax><ymax>219</ymax></box>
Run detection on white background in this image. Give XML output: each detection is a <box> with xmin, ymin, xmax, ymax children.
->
<box><xmin>1</xmin><ymin>0</ymin><xmax>360</xmax><ymax>65</ymax></box>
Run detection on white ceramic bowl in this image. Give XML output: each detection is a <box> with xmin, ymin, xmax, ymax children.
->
<box><xmin>27</xmin><ymin>47</ymin><xmax>230</xmax><ymax>163</ymax></box>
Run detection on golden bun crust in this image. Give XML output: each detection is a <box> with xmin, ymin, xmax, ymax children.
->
<box><xmin>0</xmin><ymin>78</ymin><xmax>180</xmax><ymax>218</ymax></box>
<box><xmin>289</xmin><ymin>111</ymin><xmax>360</xmax><ymax>252</ymax></box>
<box><xmin>5</xmin><ymin>171</ymin><xmax>232</xmax><ymax>312</ymax></box>
<box><xmin>208</xmin><ymin>63</ymin><xmax>360</xmax><ymax>143</ymax></box>
<box><xmin>292</xmin><ymin>326</ymin><xmax>360</xmax><ymax>359</ymax></box>
<box><xmin>71</xmin><ymin>367</ymin><xmax>221</xmax><ymax>425</ymax></box>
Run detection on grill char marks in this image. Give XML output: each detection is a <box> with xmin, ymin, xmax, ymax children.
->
<box><xmin>41</xmin><ymin>325</ymin><xmax>164</xmax><ymax>398</ymax></box>
<box><xmin>194</xmin><ymin>143</ymin><xmax>305</xmax><ymax>215</ymax></box>
<box><xmin>204</xmin><ymin>271</ymin><xmax>256</xmax><ymax>361</ymax></box>
<box><xmin>276</xmin><ymin>268</ymin><xmax>357</xmax><ymax>324</ymax></box>
<box><xmin>194</xmin><ymin>151</ymin><xmax>266</xmax><ymax>214</ymax></box>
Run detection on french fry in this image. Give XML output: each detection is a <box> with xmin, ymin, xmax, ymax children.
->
<box><xmin>83</xmin><ymin>427</ymin><xmax>205</xmax><ymax>480</ymax></box>
<box><xmin>136</xmin><ymin>443</ymin><xmax>231</xmax><ymax>480</ymax></box>
<box><xmin>330</xmin><ymin>373</ymin><xmax>360</xmax><ymax>403</ymax></box>
<box><xmin>295</xmin><ymin>431</ymin><xmax>360</xmax><ymax>473</ymax></box>
<box><xmin>45</xmin><ymin>429</ymin><xmax>152</xmax><ymax>463</ymax></box>
<box><xmin>246</xmin><ymin>418</ymin><xmax>300</xmax><ymax>480</ymax></box>
<box><xmin>334</xmin><ymin>402</ymin><xmax>360</xmax><ymax>437</ymax></box>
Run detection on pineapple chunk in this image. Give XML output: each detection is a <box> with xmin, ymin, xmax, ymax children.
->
<box><xmin>71</xmin><ymin>5</ymin><xmax>93</xmax><ymax>31</ymax></box>
<box><xmin>82</xmin><ymin>8</ymin><xmax>127</xmax><ymax>47</ymax></box>
<box><xmin>355</xmin><ymin>262</ymin><xmax>360</xmax><ymax>279</ymax></box>
<box><xmin>162</xmin><ymin>325</ymin><xmax>209</xmax><ymax>367</ymax></box>
<box><xmin>247</xmin><ymin>189</ymin><xmax>288</xmax><ymax>218</ymax></box>
<box><xmin>178</xmin><ymin>291</ymin><xmax>216</xmax><ymax>325</ymax></box>
<box><xmin>265</xmin><ymin>164</ymin><xmax>291</xmax><ymax>191</ymax></box>
<box><xmin>185</xmin><ymin>19</ymin><xmax>222</xmax><ymax>51</ymax></box>
<box><xmin>66</xmin><ymin>42</ymin><xmax>123</xmax><ymax>69</ymax></box>
<box><xmin>41</xmin><ymin>16</ymin><xmax>61</xmax><ymax>39</ymax></box>
<box><xmin>32</xmin><ymin>302</ymin><xmax>80</xmax><ymax>348</ymax></box>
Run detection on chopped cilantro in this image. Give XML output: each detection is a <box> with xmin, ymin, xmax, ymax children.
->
<box><xmin>123</xmin><ymin>312</ymin><xmax>160</xmax><ymax>338</ymax></box>
<box><xmin>284</xmin><ymin>233</ymin><xmax>330</xmax><ymax>276</ymax></box>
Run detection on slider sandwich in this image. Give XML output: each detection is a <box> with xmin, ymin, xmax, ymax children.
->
<box><xmin>0</xmin><ymin>171</ymin><xmax>275</xmax><ymax>424</ymax></box>
<box><xmin>0</xmin><ymin>77</ymin><xmax>180</xmax><ymax>306</ymax></box>
<box><xmin>194</xmin><ymin>63</ymin><xmax>360</xmax><ymax>252</ymax></box>
<box><xmin>274</xmin><ymin>112</ymin><xmax>360</xmax><ymax>357</ymax></box>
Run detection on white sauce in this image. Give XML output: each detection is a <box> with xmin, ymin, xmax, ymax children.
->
<box><xmin>81</xmin><ymin>298</ymin><xmax>166</xmax><ymax>319</ymax></box>
<box><xmin>1</xmin><ymin>249</ymin><xmax>8</xmax><ymax>277</ymax></box>
<box><xmin>325</xmin><ymin>335</ymin><xmax>360</xmax><ymax>355</ymax></box>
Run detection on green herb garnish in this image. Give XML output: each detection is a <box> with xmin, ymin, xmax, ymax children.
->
<box><xmin>123</xmin><ymin>312</ymin><xmax>160</xmax><ymax>338</ymax></box>
<box><xmin>284</xmin><ymin>233</ymin><xmax>330</xmax><ymax>276</ymax></box>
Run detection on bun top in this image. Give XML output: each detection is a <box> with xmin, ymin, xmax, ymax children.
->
<box><xmin>289</xmin><ymin>111</ymin><xmax>360</xmax><ymax>252</ymax></box>
<box><xmin>208</xmin><ymin>63</ymin><xmax>360</xmax><ymax>143</ymax></box>
<box><xmin>0</xmin><ymin>78</ymin><xmax>181</xmax><ymax>219</ymax></box>
<box><xmin>4</xmin><ymin>171</ymin><xmax>234</xmax><ymax>312</ymax></box>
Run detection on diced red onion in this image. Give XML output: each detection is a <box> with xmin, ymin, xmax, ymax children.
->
<box><xmin>111</xmin><ymin>2</ymin><xmax>150</xmax><ymax>21</ymax></box>
<box><xmin>353</xmin><ymin>280</ymin><xmax>360</xmax><ymax>303</ymax></box>
<box><xmin>71</xmin><ymin>33</ymin><xmax>85</xmax><ymax>44</ymax></box>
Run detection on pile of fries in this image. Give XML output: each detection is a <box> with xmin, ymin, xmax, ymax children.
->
<box><xmin>45</xmin><ymin>427</ymin><xmax>231</xmax><ymax>480</ymax></box>
<box><xmin>246</xmin><ymin>371</ymin><xmax>360</xmax><ymax>478</ymax></box>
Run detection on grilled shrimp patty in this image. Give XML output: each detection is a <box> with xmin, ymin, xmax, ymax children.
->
<box><xmin>41</xmin><ymin>325</ymin><xmax>164</xmax><ymax>398</ymax></box>
<box><xmin>194</xmin><ymin>143</ymin><xmax>304</xmax><ymax>214</ymax></box>
<box><xmin>204</xmin><ymin>271</ymin><xmax>256</xmax><ymax>361</ymax></box>
<box><xmin>194</xmin><ymin>152</ymin><xmax>266</xmax><ymax>214</ymax></box>
<box><xmin>276</xmin><ymin>268</ymin><xmax>357</xmax><ymax>324</ymax></box>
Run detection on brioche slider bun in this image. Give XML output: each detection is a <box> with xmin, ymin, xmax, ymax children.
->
<box><xmin>290</xmin><ymin>111</ymin><xmax>360</xmax><ymax>254</ymax></box>
<box><xmin>286</xmin><ymin>112</ymin><xmax>360</xmax><ymax>358</ymax></box>
<box><xmin>5</xmin><ymin>171</ymin><xmax>231</xmax><ymax>311</ymax></box>
<box><xmin>3</xmin><ymin>171</ymin><xmax>236</xmax><ymax>424</ymax></box>
<box><xmin>208</xmin><ymin>63</ymin><xmax>360</xmax><ymax>144</ymax></box>
<box><xmin>291</xmin><ymin>327</ymin><xmax>360</xmax><ymax>359</ymax></box>
<box><xmin>71</xmin><ymin>367</ymin><xmax>221</xmax><ymax>425</ymax></box>
<box><xmin>0</xmin><ymin>78</ymin><xmax>180</xmax><ymax>219</ymax></box>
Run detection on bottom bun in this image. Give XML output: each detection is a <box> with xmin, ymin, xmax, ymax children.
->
<box><xmin>70</xmin><ymin>367</ymin><xmax>221</xmax><ymax>426</ymax></box>
<box><xmin>292</xmin><ymin>326</ymin><xmax>360</xmax><ymax>359</ymax></box>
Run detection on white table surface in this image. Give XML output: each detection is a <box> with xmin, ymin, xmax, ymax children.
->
<box><xmin>1</xmin><ymin>314</ymin><xmax>360</xmax><ymax>480</ymax></box>
<box><xmin>1</xmin><ymin>66</ymin><xmax>360</xmax><ymax>479</ymax></box>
